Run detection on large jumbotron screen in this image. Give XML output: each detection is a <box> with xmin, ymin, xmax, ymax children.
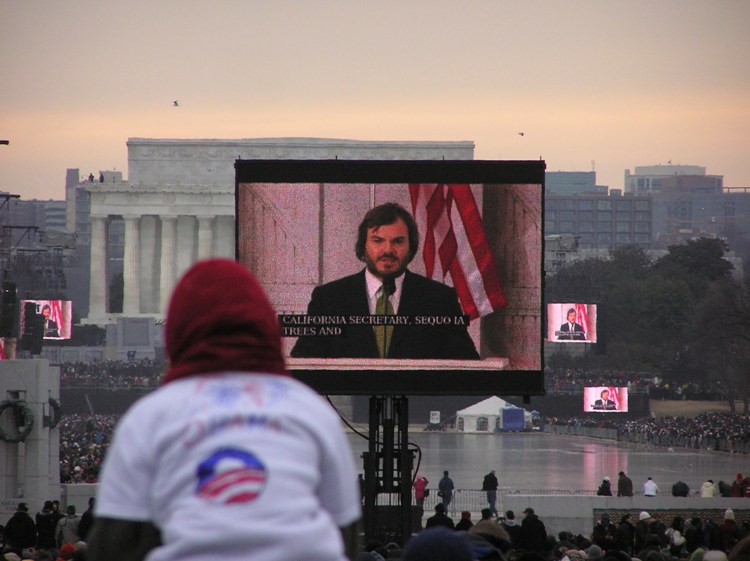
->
<box><xmin>235</xmin><ymin>159</ymin><xmax>545</xmax><ymax>395</ymax></box>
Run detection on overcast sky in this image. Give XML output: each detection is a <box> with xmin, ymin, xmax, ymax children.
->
<box><xmin>2</xmin><ymin>0</ymin><xmax>749</xmax><ymax>200</ymax></box>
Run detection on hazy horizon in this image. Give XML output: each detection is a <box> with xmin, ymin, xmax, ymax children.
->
<box><xmin>2</xmin><ymin>1</ymin><xmax>749</xmax><ymax>200</ymax></box>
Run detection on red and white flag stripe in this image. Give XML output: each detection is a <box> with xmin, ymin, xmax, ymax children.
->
<box><xmin>575</xmin><ymin>303</ymin><xmax>589</xmax><ymax>334</ymax></box>
<box><xmin>409</xmin><ymin>184</ymin><xmax>507</xmax><ymax>320</ymax></box>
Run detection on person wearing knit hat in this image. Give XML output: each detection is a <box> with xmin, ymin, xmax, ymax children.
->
<box><xmin>88</xmin><ymin>259</ymin><xmax>361</xmax><ymax>561</ymax></box>
<box><xmin>57</xmin><ymin>543</ymin><xmax>75</xmax><ymax>561</ymax></box>
<box><xmin>731</xmin><ymin>473</ymin><xmax>745</xmax><ymax>497</ymax></box>
<box><xmin>455</xmin><ymin>510</ymin><xmax>474</xmax><ymax>531</ymax></box>
<box><xmin>720</xmin><ymin>510</ymin><xmax>739</xmax><ymax>553</ymax></box>
<box><xmin>702</xmin><ymin>551</ymin><xmax>728</xmax><ymax>561</ymax></box>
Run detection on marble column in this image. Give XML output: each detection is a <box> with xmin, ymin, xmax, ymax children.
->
<box><xmin>197</xmin><ymin>215</ymin><xmax>214</xmax><ymax>259</ymax></box>
<box><xmin>88</xmin><ymin>215</ymin><xmax>110</xmax><ymax>319</ymax></box>
<box><xmin>122</xmin><ymin>214</ymin><xmax>141</xmax><ymax>316</ymax></box>
<box><xmin>159</xmin><ymin>215</ymin><xmax>178</xmax><ymax>313</ymax></box>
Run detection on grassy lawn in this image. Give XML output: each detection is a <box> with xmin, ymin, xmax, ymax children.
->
<box><xmin>649</xmin><ymin>399</ymin><xmax>736</xmax><ymax>418</ymax></box>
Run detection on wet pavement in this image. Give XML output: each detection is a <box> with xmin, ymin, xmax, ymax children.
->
<box><xmin>347</xmin><ymin>431</ymin><xmax>747</xmax><ymax>494</ymax></box>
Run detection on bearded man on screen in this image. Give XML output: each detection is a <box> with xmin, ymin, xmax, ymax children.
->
<box><xmin>291</xmin><ymin>202</ymin><xmax>479</xmax><ymax>360</ymax></box>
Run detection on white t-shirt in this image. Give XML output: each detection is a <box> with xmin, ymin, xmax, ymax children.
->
<box><xmin>96</xmin><ymin>373</ymin><xmax>361</xmax><ymax>561</ymax></box>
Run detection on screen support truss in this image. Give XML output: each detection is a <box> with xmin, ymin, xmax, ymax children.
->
<box><xmin>363</xmin><ymin>396</ymin><xmax>414</xmax><ymax>545</ymax></box>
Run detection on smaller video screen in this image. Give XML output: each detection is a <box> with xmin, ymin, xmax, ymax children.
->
<box><xmin>546</xmin><ymin>302</ymin><xmax>597</xmax><ymax>343</ymax></box>
<box><xmin>20</xmin><ymin>299</ymin><xmax>72</xmax><ymax>340</ymax></box>
<box><xmin>583</xmin><ymin>386</ymin><xmax>628</xmax><ymax>413</ymax></box>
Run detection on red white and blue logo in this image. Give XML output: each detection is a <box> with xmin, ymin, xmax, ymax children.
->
<box><xmin>196</xmin><ymin>448</ymin><xmax>267</xmax><ymax>504</ymax></box>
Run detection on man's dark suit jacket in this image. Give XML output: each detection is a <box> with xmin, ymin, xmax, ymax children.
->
<box><xmin>44</xmin><ymin>319</ymin><xmax>59</xmax><ymax>338</ymax></box>
<box><xmin>290</xmin><ymin>269</ymin><xmax>479</xmax><ymax>359</ymax></box>
<box><xmin>557</xmin><ymin>322</ymin><xmax>585</xmax><ymax>341</ymax></box>
<box><xmin>592</xmin><ymin>399</ymin><xmax>616</xmax><ymax>410</ymax></box>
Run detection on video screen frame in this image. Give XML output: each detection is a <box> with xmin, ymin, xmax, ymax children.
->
<box><xmin>20</xmin><ymin>299</ymin><xmax>73</xmax><ymax>340</ymax></box>
<box><xmin>583</xmin><ymin>386</ymin><xmax>628</xmax><ymax>413</ymax></box>
<box><xmin>235</xmin><ymin>159</ymin><xmax>546</xmax><ymax>396</ymax></box>
<box><xmin>546</xmin><ymin>302</ymin><xmax>598</xmax><ymax>343</ymax></box>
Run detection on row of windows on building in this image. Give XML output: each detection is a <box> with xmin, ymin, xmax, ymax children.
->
<box><xmin>549</xmin><ymin>199</ymin><xmax>652</xmax><ymax>211</ymax></box>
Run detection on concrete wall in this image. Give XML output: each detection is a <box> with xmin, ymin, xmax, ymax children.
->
<box><xmin>0</xmin><ymin>360</ymin><xmax>61</xmax><ymax>522</ymax></box>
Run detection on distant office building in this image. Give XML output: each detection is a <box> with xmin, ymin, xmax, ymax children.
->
<box><xmin>545</xmin><ymin>190</ymin><xmax>652</xmax><ymax>250</ymax></box>
<box><xmin>64</xmin><ymin>169</ymin><xmax>126</xmax><ymax>317</ymax></box>
<box><xmin>624</xmin><ymin>164</ymin><xmax>721</xmax><ymax>195</ymax></box>
<box><xmin>0</xmin><ymin>193</ymin><xmax>72</xmax><ymax>297</ymax></box>
<box><xmin>41</xmin><ymin>200</ymin><xmax>66</xmax><ymax>231</ymax></box>
<box><xmin>653</xmin><ymin>182</ymin><xmax>750</xmax><ymax>247</ymax></box>
<box><xmin>546</xmin><ymin>171</ymin><xmax>607</xmax><ymax>196</ymax></box>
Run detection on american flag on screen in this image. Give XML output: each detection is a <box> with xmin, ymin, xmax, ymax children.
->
<box><xmin>575</xmin><ymin>303</ymin><xmax>589</xmax><ymax>334</ymax></box>
<box><xmin>608</xmin><ymin>386</ymin><xmax>622</xmax><ymax>410</ymax></box>
<box><xmin>48</xmin><ymin>300</ymin><xmax>63</xmax><ymax>334</ymax></box>
<box><xmin>409</xmin><ymin>184</ymin><xmax>507</xmax><ymax>320</ymax></box>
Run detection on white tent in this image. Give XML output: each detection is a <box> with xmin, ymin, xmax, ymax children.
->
<box><xmin>455</xmin><ymin>396</ymin><xmax>527</xmax><ymax>432</ymax></box>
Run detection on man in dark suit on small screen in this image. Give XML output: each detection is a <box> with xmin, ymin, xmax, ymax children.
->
<box><xmin>592</xmin><ymin>389</ymin><xmax>617</xmax><ymax>410</ymax></box>
<box><xmin>42</xmin><ymin>304</ymin><xmax>59</xmax><ymax>338</ymax></box>
<box><xmin>557</xmin><ymin>307</ymin><xmax>585</xmax><ymax>340</ymax></box>
<box><xmin>290</xmin><ymin>202</ymin><xmax>479</xmax><ymax>360</ymax></box>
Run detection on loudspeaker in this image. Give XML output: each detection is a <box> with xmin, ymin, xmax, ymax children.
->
<box><xmin>20</xmin><ymin>301</ymin><xmax>43</xmax><ymax>354</ymax></box>
<box><xmin>0</xmin><ymin>282</ymin><xmax>16</xmax><ymax>337</ymax></box>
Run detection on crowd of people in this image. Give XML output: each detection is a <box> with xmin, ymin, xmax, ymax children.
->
<box><xmin>57</xmin><ymin>362</ymin><xmax>730</xmax><ymax>401</ymax></box>
<box><xmin>544</xmin><ymin>368</ymin><xmax>725</xmax><ymax>401</ymax></box>
<box><xmin>618</xmin><ymin>413</ymin><xmax>750</xmax><ymax>454</ymax></box>
<box><xmin>359</xmin><ymin>504</ymin><xmax>750</xmax><ymax>561</ymax></box>
<box><xmin>545</xmin><ymin>412</ymin><xmax>750</xmax><ymax>455</ymax></box>
<box><xmin>1</xmin><ymin>498</ymin><xmax>94</xmax><ymax>560</ymax></box>
<box><xmin>56</xmin><ymin>411</ymin><xmax>750</xmax><ymax>485</ymax></box>
<box><xmin>57</xmin><ymin>415</ymin><xmax>117</xmax><ymax>484</ymax></box>
<box><xmin>59</xmin><ymin>359</ymin><xmax>163</xmax><ymax>389</ymax></box>
<box><xmin>5</xmin><ymin>500</ymin><xmax>750</xmax><ymax>561</ymax></box>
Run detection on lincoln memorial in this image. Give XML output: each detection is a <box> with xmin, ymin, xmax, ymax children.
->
<box><xmin>85</xmin><ymin>137</ymin><xmax>476</xmax><ymax>325</ymax></box>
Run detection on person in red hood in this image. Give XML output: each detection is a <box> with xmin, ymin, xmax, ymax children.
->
<box><xmin>87</xmin><ymin>259</ymin><xmax>361</xmax><ymax>561</ymax></box>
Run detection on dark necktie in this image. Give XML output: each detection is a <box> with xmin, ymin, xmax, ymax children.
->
<box><xmin>374</xmin><ymin>286</ymin><xmax>394</xmax><ymax>357</ymax></box>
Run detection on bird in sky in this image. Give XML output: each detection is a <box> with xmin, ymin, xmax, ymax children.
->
<box><xmin>173</xmin><ymin>100</ymin><xmax>179</xmax><ymax>107</ymax></box>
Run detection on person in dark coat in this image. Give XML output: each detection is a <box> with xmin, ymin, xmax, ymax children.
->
<box><xmin>721</xmin><ymin>509</ymin><xmax>740</xmax><ymax>553</ymax></box>
<box><xmin>597</xmin><ymin>477</ymin><xmax>612</xmax><ymax>496</ymax></box>
<box><xmin>35</xmin><ymin>501</ymin><xmax>58</xmax><ymax>549</ymax></box>
<box><xmin>502</xmin><ymin>510</ymin><xmax>522</xmax><ymax>547</ymax></box>
<box><xmin>456</xmin><ymin>511</ymin><xmax>474</xmax><ymax>532</ymax></box>
<box><xmin>612</xmin><ymin>513</ymin><xmax>635</xmax><ymax>554</ymax></box>
<box><xmin>425</xmin><ymin>503</ymin><xmax>455</xmax><ymax>530</ymax></box>
<box><xmin>4</xmin><ymin>502</ymin><xmax>36</xmax><ymax>553</ymax></box>
<box><xmin>617</xmin><ymin>471</ymin><xmax>634</xmax><ymax>497</ymax></box>
<box><xmin>77</xmin><ymin>497</ymin><xmax>96</xmax><ymax>541</ymax></box>
<box><xmin>672</xmin><ymin>480</ymin><xmax>690</xmax><ymax>497</ymax></box>
<box><xmin>592</xmin><ymin>512</ymin><xmax>616</xmax><ymax>550</ymax></box>
<box><xmin>519</xmin><ymin>507</ymin><xmax>547</xmax><ymax>552</ymax></box>
<box><xmin>482</xmin><ymin>470</ymin><xmax>500</xmax><ymax>516</ymax></box>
